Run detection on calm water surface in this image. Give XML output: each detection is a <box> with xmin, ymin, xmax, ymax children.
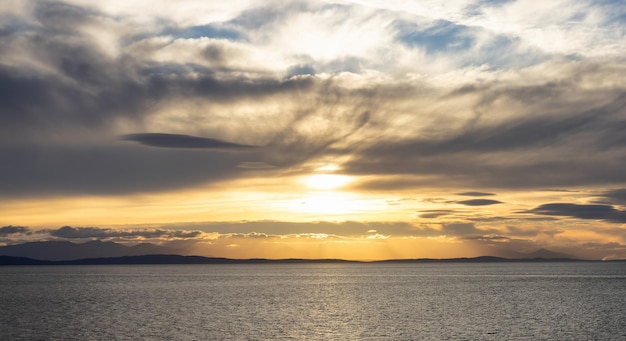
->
<box><xmin>1</xmin><ymin>262</ymin><xmax>626</xmax><ymax>340</ymax></box>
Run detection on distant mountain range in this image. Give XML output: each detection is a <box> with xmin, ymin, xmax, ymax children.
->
<box><xmin>499</xmin><ymin>248</ymin><xmax>575</xmax><ymax>260</ymax></box>
<box><xmin>0</xmin><ymin>240</ymin><xmax>602</xmax><ymax>265</ymax></box>
<box><xmin>0</xmin><ymin>254</ymin><xmax>359</xmax><ymax>265</ymax></box>
<box><xmin>1</xmin><ymin>254</ymin><xmax>614</xmax><ymax>266</ymax></box>
<box><xmin>0</xmin><ymin>240</ymin><xmax>178</xmax><ymax>261</ymax></box>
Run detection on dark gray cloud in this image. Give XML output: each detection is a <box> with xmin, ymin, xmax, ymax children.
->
<box><xmin>0</xmin><ymin>225</ymin><xmax>29</xmax><ymax>236</ymax></box>
<box><xmin>597</xmin><ymin>189</ymin><xmax>626</xmax><ymax>205</ymax></box>
<box><xmin>457</xmin><ymin>192</ymin><xmax>495</xmax><ymax>197</ymax></box>
<box><xmin>346</xmin><ymin>85</ymin><xmax>626</xmax><ymax>190</ymax></box>
<box><xmin>0</xmin><ymin>1</ymin><xmax>329</xmax><ymax>197</ymax></box>
<box><xmin>462</xmin><ymin>234</ymin><xmax>511</xmax><ymax>242</ymax></box>
<box><xmin>0</xmin><ymin>144</ymin><xmax>254</xmax><ymax>197</ymax></box>
<box><xmin>121</xmin><ymin>133</ymin><xmax>259</xmax><ymax>150</ymax></box>
<box><xmin>527</xmin><ymin>203</ymin><xmax>626</xmax><ymax>223</ymax></box>
<box><xmin>0</xmin><ymin>1</ymin><xmax>316</xmax><ymax>139</ymax></box>
<box><xmin>468</xmin><ymin>216</ymin><xmax>559</xmax><ymax>223</ymax></box>
<box><xmin>457</xmin><ymin>199</ymin><xmax>502</xmax><ymax>206</ymax></box>
<box><xmin>417</xmin><ymin>210</ymin><xmax>457</xmax><ymax>219</ymax></box>
<box><xmin>48</xmin><ymin>226</ymin><xmax>110</xmax><ymax>239</ymax></box>
<box><xmin>47</xmin><ymin>226</ymin><xmax>202</xmax><ymax>239</ymax></box>
<box><xmin>356</xmin><ymin>97</ymin><xmax>609</xmax><ymax>157</ymax></box>
<box><xmin>1</xmin><ymin>221</ymin><xmax>498</xmax><ymax>242</ymax></box>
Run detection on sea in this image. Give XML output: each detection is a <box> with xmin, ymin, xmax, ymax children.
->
<box><xmin>1</xmin><ymin>262</ymin><xmax>625</xmax><ymax>340</ymax></box>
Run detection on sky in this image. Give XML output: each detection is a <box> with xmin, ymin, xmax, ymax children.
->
<box><xmin>1</xmin><ymin>0</ymin><xmax>626</xmax><ymax>260</ymax></box>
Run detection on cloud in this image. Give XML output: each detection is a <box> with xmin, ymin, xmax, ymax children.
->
<box><xmin>596</xmin><ymin>189</ymin><xmax>626</xmax><ymax>205</ymax></box>
<box><xmin>46</xmin><ymin>226</ymin><xmax>203</xmax><ymax>240</ymax></box>
<box><xmin>48</xmin><ymin>226</ymin><xmax>110</xmax><ymax>239</ymax></box>
<box><xmin>2</xmin><ymin>221</ymin><xmax>490</xmax><ymax>245</ymax></box>
<box><xmin>457</xmin><ymin>192</ymin><xmax>495</xmax><ymax>197</ymax></box>
<box><xmin>395</xmin><ymin>19</ymin><xmax>477</xmax><ymax>53</ymax></box>
<box><xmin>0</xmin><ymin>144</ymin><xmax>255</xmax><ymax>197</ymax></box>
<box><xmin>417</xmin><ymin>210</ymin><xmax>457</xmax><ymax>219</ymax></box>
<box><xmin>2</xmin><ymin>220</ymin><xmax>625</xmax><ymax>260</ymax></box>
<box><xmin>346</xmin><ymin>77</ymin><xmax>626</xmax><ymax>190</ymax></box>
<box><xmin>121</xmin><ymin>133</ymin><xmax>259</xmax><ymax>150</ymax></box>
<box><xmin>4</xmin><ymin>220</ymin><xmax>505</xmax><ymax>244</ymax></box>
<box><xmin>0</xmin><ymin>225</ymin><xmax>29</xmax><ymax>236</ymax></box>
<box><xmin>457</xmin><ymin>199</ymin><xmax>502</xmax><ymax>206</ymax></box>
<box><xmin>505</xmin><ymin>225</ymin><xmax>563</xmax><ymax>238</ymax></box>
<box><xmin>1</xmin><ymin>0</ymin><xmax>626</xmax><ymax>200</ymax></box>
<box><xmin>190</xmin><ymin>221</ymin><xmax>420</xmax><ymax>237</ymax></box>
<box><xmin>161</xmin><ymin>23</ymin><xmax>243</xmax><ymax>41</ymax></box>
<box><xmin>527</xmin><ymin>203</ymin><xmax>626</xmax><ymax>223</ymax></box>
<box><xmin>462</xmin><ymin>234</ymin><xmax>511</xmax><ymax>243</ymax></box>
<box><xmin>441</xmin><ymin>222</ymin><xmax>497</xmax><ymax>236</ymax></box>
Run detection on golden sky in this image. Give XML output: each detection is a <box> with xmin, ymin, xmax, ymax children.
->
<box><xmin>1</xmin><ymin>0</ymin><xmax>626</xmax><ymax>260</ymax></box>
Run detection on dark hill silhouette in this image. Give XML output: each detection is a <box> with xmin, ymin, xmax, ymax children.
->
<box><xmin>497</xmin><ymin>247</ymin><xmax>577</xmax><ymax>260</ymax></box>
<box><xmin>524</xmin><ymin>248</ymin><xmax>575</xmax><ymax>259</ymax></box>
<box><xmin>0</xmin><ymin>255</ymin><xmax>52</xmax><ymax>265</ymax></box>
<box><xmin>0</xmin><ymin>240</ymin><xmax>178</xmax><ymax>261</ymax></box>
<box><xmin>0</xmin><ymin>254</ymin><xmax>359</xmax><ymax>265</ymax></box>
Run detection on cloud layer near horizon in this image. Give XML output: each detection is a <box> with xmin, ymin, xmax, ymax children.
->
<box><xmin>1</xmin><ymin>0</ymin><xmax>626</xmax><ymax>259</ymax></box>
<box><xmin>2</xmin><ymin>221</ymin><xmax>626</xmax><ymax>260</ymax></box>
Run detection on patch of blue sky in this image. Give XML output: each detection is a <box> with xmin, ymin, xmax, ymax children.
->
<box><xmin>395</xmin><ymin>19</ymin><xmax>549</xmax><ymax>70</ymax></box>
<box><xmin>228</xmin><ymin>2</ymin><xmax>311</xmax><ymax>31</ymax></box>
<box><xmin>123</xmin><ymin>22</ymin><xmax>243</xmax><ymax>47</ymax></box>
<box><xmin>163</xmin><ymin>24</ymin><xmax>243</xmax><ymax>41</ymax></box>
<box><xmin>592</xmin><ymin>0</ymin><xmax>626</xmax><ymax>10</ymax></box>
<box><xmin>322</xmin><ymin>56</ymin><xmax>364</xmax><ymax>74</ymax></box>
<box><xmin>286</xmin><ymin>56</ymin><xmax>366</xmax><ymax>77</ymax></box>
<box><xmin>464</xmin><ymin>0</ymin><xmax>516</xmax><ymax>17</ymax></box>
<box><xmin>475</xmin><ymin>0</ymin><xmax>516</xmax><ymax>6</ymax></box>
<box><xmin>395</xmin><ymin>20</ymin><xmax>476</xmax><ymax>54</ymax></box>
<box><xmin>286</xmin><ymin>64</ymin><xmax>316</xmax><ymax>77</ymax></box>
<box><xmin>141</xmin><ymin>62</ymin><xmax>213</xmax><ymax>77</ymax></box>
<box><xmin>465</xmin><ymin>36</ymin><xmax>549</xmax><ymax>70</ymax></box>
<box><xmin>566</xmin><ymin>0</ymin><xmax>625</xmax><ymax>25</ymax></box>
<box><xmin>592</xmin><ymin>0</ymin><xmax>626</xmax><ymax>25</ymax></box>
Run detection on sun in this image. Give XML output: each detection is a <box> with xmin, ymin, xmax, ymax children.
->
<box><xmin>298</xmin><ymin>193</ymin><xmax>361</xmax><ymax>214</ymax></box>
<box><xmin>290</xmin><ymin>172</ymin><xmax>358</xmax><ymax>215</ymax></box>
<box><xmin>303</xmin><ymin>174</ymin><xmax>352</xmax><ymax>190</ymax></box>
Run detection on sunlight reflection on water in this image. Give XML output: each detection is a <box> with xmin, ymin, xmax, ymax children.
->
<box><xmin>1</xmin><ymin>263</ymin><xmax>626</xmax><ymax>340</ymax></box>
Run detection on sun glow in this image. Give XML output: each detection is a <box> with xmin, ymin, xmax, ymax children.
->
<box><xmin>303</xmin><ymin>174</ymin><xmax>352</xmax><ymax>190</ymax></box>
<box><xmin>297</xmin><ymin>193</ymin><xmax>363</xmax><ymax>214</ymax></box>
